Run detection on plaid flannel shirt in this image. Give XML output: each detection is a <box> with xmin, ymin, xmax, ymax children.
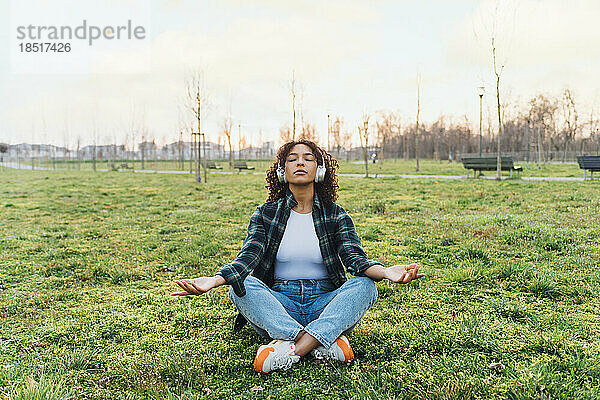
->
<box><xmin>216</xmin><ymin>186</ymin><xmax>384</xmax><ymax>332</ymax></box>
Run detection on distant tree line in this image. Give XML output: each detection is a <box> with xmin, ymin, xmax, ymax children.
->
<box><xmin>372</xmin><ymin>89</ymin><xmax>599</xmax><ymax>163</ymax></box>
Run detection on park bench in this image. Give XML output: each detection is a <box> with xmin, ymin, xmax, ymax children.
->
<box><xmin>109</xmin><ymin>162</ymin><xmax>133</xmax><ymax>171</ymax></box>
<box><xmin>577</xmin><ymin>155</ymin><xmax>600</xmax><ymax>179</ymax></box>
<box><xmin>461</xmin><ymin>156</ymin><xmax>523</xmax><ymax>178</ymax></box>
<box><xmin>233</xmin><ymin>160</ymin><xmax>255</xmax><ymax>172</ymax></box>
<box><xmin>110</xmin><ymin>163</ymin><xmax>133</xmax><ymax>171</ymax></box>
<box><xmin>206</xmin><ymin>161</ymin><xmax>223</xmax><ymax>169</ymax></box>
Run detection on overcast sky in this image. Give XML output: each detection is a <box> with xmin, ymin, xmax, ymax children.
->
<box><xmin>1</xmin><ymin>0</ymin><xmax>599</xmax><ymax>149</ymax></box>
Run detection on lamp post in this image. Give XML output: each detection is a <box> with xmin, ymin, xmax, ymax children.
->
<box><xmin>478</xmin><ymin>86</ymin><xmax>485</xmax><ymax>157</ymax></box>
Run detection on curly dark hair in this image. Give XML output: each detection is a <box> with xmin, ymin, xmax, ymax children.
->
<box><xmin>265</xmin><ymin>140</ymin><xmax>340</xmax><ymax>206</ymax></box>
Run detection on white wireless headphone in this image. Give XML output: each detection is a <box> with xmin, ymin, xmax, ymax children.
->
<box><xmin>277</xmin><ymin>148</ymin><xmax>327</xmax><ymax>184</ymax></box>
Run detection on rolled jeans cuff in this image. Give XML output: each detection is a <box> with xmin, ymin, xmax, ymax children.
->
<box><xmin>302</xmin><ymin>326</ymin><xmax>333</xmax><ymax>348</ymax></box>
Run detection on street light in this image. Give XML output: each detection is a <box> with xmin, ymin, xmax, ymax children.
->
<box><xmin>477</xmin><ymin>86</ymin><xmax>485</xmax><ymax>157</ymax></box>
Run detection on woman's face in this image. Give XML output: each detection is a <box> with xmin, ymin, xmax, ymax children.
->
<box><xmin>284</xmin><ymin>144</ymin><xmax>318</xmax><ymax>186</ymax></box>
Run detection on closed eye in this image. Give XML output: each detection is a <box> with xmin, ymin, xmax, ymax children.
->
<box><xmin>287</xmin><ymin>156</ymin><xmax>315</xmax><ymax>162</ymax></box>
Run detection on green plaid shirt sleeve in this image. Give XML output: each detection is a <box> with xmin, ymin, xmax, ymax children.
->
<box><xmin>215</xmin><ymin>206</ymin><xmax>267</xmax><ymax>296</ymax></box>
<box><xmin>335</xmin><ymin>206</ymin><xmax>385</xmax><ymax>281</ymax></box>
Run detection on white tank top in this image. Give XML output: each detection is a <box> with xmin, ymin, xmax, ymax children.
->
<box><xmin>274</xmin><ymin>209</ymin><xmax>329</xmax><ymax>280</ymax></box>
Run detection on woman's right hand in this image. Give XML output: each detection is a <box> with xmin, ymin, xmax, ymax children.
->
<box><xmin>171</xmin><ymin>275</ymin><xmax>225</xmax><ymax>296</ymax></box>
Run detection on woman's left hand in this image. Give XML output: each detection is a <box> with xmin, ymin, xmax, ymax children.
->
<box><xmin>384</xmin><ymin>264</ymin><xmax>425</xmax><ymax>284</ymax></box>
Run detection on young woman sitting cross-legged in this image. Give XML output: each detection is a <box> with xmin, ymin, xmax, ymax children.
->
<box><xmin>171</xmin><ymin>140</ymin><xmax>425</xmax><ymax>373</ymax></box>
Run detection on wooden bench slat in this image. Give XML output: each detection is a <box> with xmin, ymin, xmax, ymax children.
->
<box><xmin>233</xmin><ymin>161</ymin><xmax>255</xmax><ymax>171</ymax></box>
<box><xmin>460</xmin><ymin>156</ymin><xmax>522</xmax><ymax>178</ymax></box>
<box><xmin>577</xmin><ymin>156</ymin><xmax>600</xmax><ymax>179</ymax></box>
<box><xmin>206</xmin><ymin>161</ymin><xmax>223</xmax><ymax>169</ymax></box>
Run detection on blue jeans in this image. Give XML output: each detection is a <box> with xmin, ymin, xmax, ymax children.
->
<box><xmin>228</xmin><ymin>275</ymin><xmax>378</xmax><ymax>349</ymax></box>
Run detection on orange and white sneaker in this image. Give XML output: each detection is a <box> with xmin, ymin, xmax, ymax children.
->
<box><xmin>253</xmin><ymin>339</ymin><xmax>301</xmax><ymax>373</ymax></box>
<box><xmin>311</xmin><ymin>335</ymin><xmax>354</xmax><ymax>363</ymax></box>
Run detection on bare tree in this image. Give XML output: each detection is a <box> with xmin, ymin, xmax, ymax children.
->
<box><xmin>376</xmin><ymin>111</ymin><xmax>399</xmax><ymax>166</ymax></box>
<box><xmin>415</xmin><ymin>75</ymin><xmax>421</xmax><ymax>172</ymax></box>
<box><xmin>92</xmin><ymin>118</ymin><xmax>97</xmax><ymax>172</ymax></box>
<box><xmin>173</xmin><ymin>128</ymin><xmax>182</xmax><ymax>169</ymax></box>
<box><xmin>560</xmin><ymin>88</ymin><xmax>578</xmax><ymax>162</ymax></box>
<box><xmin>189</xmin><ymin>126</ymin><xmax>195</xmax><ymax>173</ymax></box>
<box><xmin>240</xmin><ymin>135</ymin><xmax>248</xmax><ymax>157</ymax></box>
<box><xmin>279</xmin><ymin>124</ymin><xmax>293</xmax><ymax>144</ymax></box>
<box><xmin>330</xmin><ymin>116</ymin><xmax>352</xmax><ymax>161</ymax></box>
<box><xmin>528</xmin><ymin>94</ymin><xmax>557</xmax><ymax>168</ymax></box>
<box><xmin>491</xmin><ymin>37</ymin><xmax>504</xmax><ymax>179</ymax></box>
<box><xmin>432</xmin><ymin>116</ymin><xmax>446</xmax><ymax>161</ymax></box>
<box><xmin>140</xmin><ymin>129</ymin><xmax>146</xmax><ymax>170</ymax></box>
<box><xmin>126</xmin><ymin>102</ymin><xmax>148</xmax><ymax>173</ymax></box>
<box><xmin>176</xmin><ymin>99</ymin><xmax>191</xmax><ymax>170</ymax></box>
<box><xmin>403</xmin><ymin>120</ymin><xmax>409</xmax><ymax>161</ymax></box>
<box><xmin>258</xmin><ymin>129</ymin><xmax>264</xmax><ymax>158</ymax></box>
<box><xmin>238</xmin><ymin>124</ymin><xmax>249</xmax><ymax>160</ymax></box>
<box><xmin>153</xmin><ymin>138</ymin><xmax>158</xmax><ymax>167</ymax></box>
<box><xmin>76</xmin><ymin>136</ymin><xmax>81</xmax><ymax>170</ymax></box>
<box><xmin>299</xmin><ymin>121</ymin><xmax>319</xmax><ymax>143</ymax></box>
<box><xmin>329</xmin><ymin>117</ymin><xmax>344</xmax><ymax>154</ymax></box>
<box><xmin>238</xmin><ymin>124</ymin><xmax>242</xmax><ymax>160</ymax></box>
<box><xmin>186</xmin><ymin>70</ymin><xmax>209</xmax><ymax>183</ymax></box>
<box><xmin>586</xmin><ymin>108</ymin><xmax>600</xmax><ymax>155</ymax></box>
<box><xmin>472</xmin><ymin>0</ymin><xmax>518</xmax><ymax>176</ymax></box>
<box><xmin>62</xmin><ymin>111</ymin><xmax>70</xmax><ymax>170</ymax></box>
<box><xmin>358</xmin><ymin>112</ymin><xmax>371</xmax><ymax>177</ymax></box>
<box><xmin>222</xmin><ymin>115</ymin><xmax>234</xmax><ymax>167</ymax></box>
<box><xmin>290</xmin><ymin>71</ymin><xmax>297</xmax><ymax>140</ymax></box>
<box><xmin>0</xmin><ymin>143</ymin><xmax>8</xmax><ymax>163</ymax></box>
<box><xmin>30</xmin><ymin>122</ymin><xmax>35</xmax><ymax>170</ymax></box>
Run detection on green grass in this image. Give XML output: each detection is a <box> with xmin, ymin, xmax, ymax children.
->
<box><xmin>10</xmin><ymin>157</ymin><xmax>589</xmax><ymax>178</ymax></box>
<box><xmin>1</xmin><ymin>169</ymin><xmax>599</xmax><ymax>399</ymax></box>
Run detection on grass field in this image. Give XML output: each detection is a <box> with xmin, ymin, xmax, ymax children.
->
<box><xmin>1</xmin><ymin>169</ymin><xmax>599</xmax><ymax>399</ymax></box>
<box><xmin>8</xmin><ymin>157</ymin><xmax>589</xmax><ymax>178</ymax></box>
